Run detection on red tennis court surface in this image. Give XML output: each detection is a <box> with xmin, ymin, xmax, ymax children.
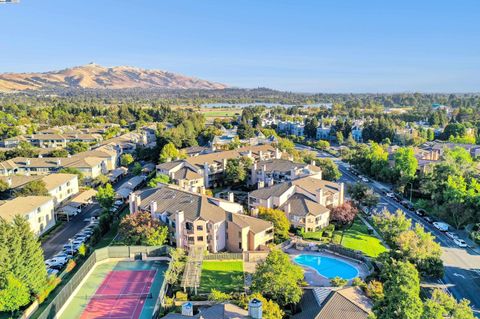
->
<box><xmin>80</xmin><ymin>270</ymin><xmax>157</xmax><ymax>319</ymax></box>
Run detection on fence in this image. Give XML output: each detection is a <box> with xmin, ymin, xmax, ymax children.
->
<box><xmin>203</xmin><ymin>252</ymin><xmax>243</xmax><ymax>260</ymax></box>
<box><xmin>32</xmin><ymin>245</ymin><xmax>166</xmax><ymax>319</ymax></box>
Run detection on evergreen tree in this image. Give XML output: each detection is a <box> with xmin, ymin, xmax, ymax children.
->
<box><xmin>12</xmin><ymin>215</ymin><xmax>47</xmax><ymax>295</ymax></box>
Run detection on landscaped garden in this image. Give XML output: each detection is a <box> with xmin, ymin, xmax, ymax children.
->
<box><xmin>199</xmin><ymin>260</ymin><xmax>244</xmax><ymax>294</ymax></box>
<box><xmin>336</xmin><ymin>218</ymin><xmax>387</xmax><ymax>257</ymax></box>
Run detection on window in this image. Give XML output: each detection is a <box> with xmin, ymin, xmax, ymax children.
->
<box><xmin>238</xmin><ymin>242</ymin><xmax>242</xmax><ymax>249</ymax></box>
<box><xmin>238</xmin><ymin>231</ymin><xmax>242</xmax><ymax>238</ymax></box>
<box><xmin>197</xmin><ymin>236</ymin><xmax>204</xmax><ymax>242</ymax></box>
<box><xmin>197</xmin><ymin>225</ymin><xmax>203</xmax><ymax>231</ymax></box>
<box><xmin>38</xmin><ymin>216</ymin><xmax>42</xmax><ymax>223</ymax></box>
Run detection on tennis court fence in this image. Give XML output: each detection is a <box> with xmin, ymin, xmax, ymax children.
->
<box><xmin>32</xmin><ymin>245</ymin><xmax>167</xmax><ymax>319</ymax></box>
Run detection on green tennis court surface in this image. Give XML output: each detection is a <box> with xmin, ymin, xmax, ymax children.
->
<box><xmin>59</xmin><ymin>260</ymin><xmax>167</xmax><ymax>319</ymax></box>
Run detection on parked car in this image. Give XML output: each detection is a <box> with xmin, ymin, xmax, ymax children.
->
<box><xmin>114</xmin><ymin>200</ymin><xmax>124</xmax><ymax>206</ymax></box>
<box><xmin>63</xmin><ymin>247</ymin><xmax>77</xmax><ymax>255</ymax></box>
<box><xmin>394</xmin><ymin>194</ymin><xmax>403</xmax><ymax>202</ymax></box>
<box><xmin>415</xmin><ymin>209</ymin><xmax>427</xmax><ymax>217</ymax></box>
<box><xmin>424</xmin><ymin>216</ymin><xmax>434</xmax><ymax>223</ymax></box>
<box><xmin>45</xmin><ymin>257</ymin><xmax>67</xmax><ymax>267</ymax></box>
<box><xmin>433</xmin><ymin>222</ymin><xmax>449</xmax><ymax>232</ymax></box>
<box><xmin>386</xmin><ymin>192</ymin><xmax>395</xmax><ymax>199</ymax></box>
<box><xmin>453</xmin><ymin>238</ymin><xmax>467</xmax><ymax>248</ymax></box>
<box><xmin>54</xmin><ymin>252</ymin><xmax>73</xmax><ymax>260</ymax></box>
<box><xmin>446</xmin><ymin>232</ymin><xmax>459</xmax><ymax>240</ymax></box>
<box><xmin>47</xmin><ymin>268</ymin><xmax>59</xmax><ymax>277</ymax></box>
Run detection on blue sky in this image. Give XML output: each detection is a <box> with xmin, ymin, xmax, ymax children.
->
<box><xmin>0</xmin><ymin>0</ymin><xmax>479</xmax><ymax>92</ymax></box>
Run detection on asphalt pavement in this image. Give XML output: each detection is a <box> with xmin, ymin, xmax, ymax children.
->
<box><xmin>296</xmin><ymin>144</ymin><xmax>480</xmax><ymax>316</ymax></box>
<box><xmin>41</xmin><ymin>174</ymin><xmax>131</xmax><ymax>259</ymax></box>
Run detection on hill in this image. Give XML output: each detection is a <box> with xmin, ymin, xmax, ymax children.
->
<box><xmin>0</xmin><ymin>63</ymin><xmax>228</xmax><ymax>91</ymax></box>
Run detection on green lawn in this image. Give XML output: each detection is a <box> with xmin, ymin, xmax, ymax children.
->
<box><xmin>199</xmin><ymin>260</ymin><xmax>244</xmax><ymax>294</ymax></box>
<box><xmin>202</xmin><ymin>109</ymin><xmax>240</xmax><ymax>118</ymax></box>
<box><xmin>339</xmin><ymin>218</ymin><xmax>387</xmax><ymax>258</ymax></box>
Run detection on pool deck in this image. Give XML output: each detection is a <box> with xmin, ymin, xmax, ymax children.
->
<box><xmin>285</xmin><ymin>248</ymin><xmax>370</xmax><ymax>287</ymax></box>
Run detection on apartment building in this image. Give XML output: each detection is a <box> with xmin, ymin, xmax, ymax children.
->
<box><xmin>129</xmin><ymin>185</ymin><xmax>274</xmax><ymax>253</ymax></box>
<box><xmin>0</xmin><ymin>196</ymin><xmax>55</xmax><ymax>236</ymax></box>
<box><xmin>0</xmin><ymin>155</ymin><xmax>106</xmax><ymax>180</ymax></box>
<box><xmin>248</xmin><ymin>159</ymin><xmax>322</xmax><ymax>187</ymax></box>
<box><xmin>248</xmin><ymin>175</ymin><xmax>344</xmax><ymax>232</ymax></box>
<box><xmin>156</xmin><ymin>145</ymin><xmax>282</xmax><ymax>189</ymax></box>
<box><xmin>0</xmin><ymin>173</ymin><xmax>79</xmax><ymax>207</ymax></box>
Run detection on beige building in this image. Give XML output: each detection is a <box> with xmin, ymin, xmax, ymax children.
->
<box><xmin>0</xmin><ymin>196</ymin><xmax>55</xmax><ymax>236</ymax></box>
<box><xmin>1</xmin><ymin>173</ymin><xmax>79</xmax><ymax>207</ymax></box>
<box><xmin>248</xmin><ymin>175</ymin><xmax>344</xmax><ymax>232</ymax></box>
<box><xmin>156</xmin><ymin>145</ymin><xmax>282</xmax><ymax>189</ymax></box>
<box><xmin>129</xmin><ymin>185</ymin><xmax>274</xmax><ymax>253</ymax></box>
<box><xmin>0</xmin><ymin>155</ymin><xmax>106</xmax><ymax>180</ymax></box>
<box><xmin>248</xmin><ymin>158</ymin><xmax>322</xmax><ymax>187</ymax></box>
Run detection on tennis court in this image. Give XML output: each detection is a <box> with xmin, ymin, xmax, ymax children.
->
<box><xmin>59</xmin><ymin>261</ymin><xmax>167</xmax><ymax>319</ymax></box>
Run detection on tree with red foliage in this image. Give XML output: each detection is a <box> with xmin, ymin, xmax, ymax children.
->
<box><xmin>330</xmin><ymin>201</ymin><xmax>358</xmax><ymax>225</ymax></box>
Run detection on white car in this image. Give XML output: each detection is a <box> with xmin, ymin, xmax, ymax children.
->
<box><xmin>453</xmin><ymin>238</ymin><xmax>467</xmax><ymax>248</ymax></box>
<box><xmin>114</xmin><ymin>200</ymin><xmax>124</xmax><ymax>206</ymax></box>
<box><xmin>445</xmin><ymin>232</ymin><xmax>458</xmax><ymax>240</ymax></box>
<box><xmin>433</xmin><ymin>222</ymin><xmax>449</xmax><ymax>232</ymax></box>
<box><xmin>386</xmin><ymin>192</ymin><xmax>395</xmax><ymax>199</ymax></box>
<box><xmin>45</xmin><ymin>257</ymin><xmax>67</xmax><ymax>267</ymax></box>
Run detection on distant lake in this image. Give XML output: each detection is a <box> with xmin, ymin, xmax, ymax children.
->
<box><xmin>200</xmin><ymin>102</ymin><xmax>332</xmax><ymax>109</ymax></box>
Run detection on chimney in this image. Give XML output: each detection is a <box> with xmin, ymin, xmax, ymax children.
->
<box><xmin>275</xmin><ymin>148</ymin><xmax>281</xmax><ymax>159</ymax></box>
<box><xmin>56</xmin><ymin>159</ymin><xmax>61</xmax><ymax>166</ymax></box>
<box><xmin>285</xmin><ymin>202</ymin><xmax>291</xmax><ymax>215</ymax></box>
<box><xmin>199</xmin><ymin>186</ymin><xmax>206</xmax><ymax>195</ymax></box>
<box><xmin>175</xmin><ymin>211</ymin><xmax>185</xmax><ymax>248</ymax></box>
<box><xmin>181</xmin><ymin>302</ymin><xmax>193</xmax><ymax>317</ymax></box>
<box><xmin>259</xmin><ymin>150</ymin><xmax>264</xmax><ymax>161</ymax></box>
<box><xmin>129</xmin><ymin>193</ymin><xmax>137</xmax><ymax>213</ymax></box>
<box><xmin>316</xmin><ymin>188</ymin><xmax>324</xmax><ymax>205</ymax></box>
<box><xmin>257</xmin><ymin>180</ymin><xmax>265</xmax><ymax>189</ymax></box>
<box><xmin>150</xmin><ymin>201</ymin><xmax>157</xmax><ymax>217</ymax></box>
<box><xmin>228</xmin><ymin>192</ymin><xmax>234</xmax><ymax>202</ymax></box>
<box><xmin>339</xmin><ymin>182</ymin><xmax>345</xmax><ymax>205</ymax></box>
<box><xmin>267</xmin><ymin>178</ymin><xmax>274</xmax><ymax>187</ymax></box>
<box><xmin>311</xmin><ymin>160</ymin><xmax>316</xmax><ymax>166</ymax></box>
<box><xmin>248</xmin><ymin>298</ymin><xmax>263</xmax><ymax>319</ymax></box>
<box><xmin>26</xmin><ymin>159</ymin><xmax>31</xmax><ymax>166</ymax></box>
<box><xmin>7</xmin><ymin>177</ymin><xmax>12</xmax><ymax>188</ymax></box>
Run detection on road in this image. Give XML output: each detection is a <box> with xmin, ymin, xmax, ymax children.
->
<box><xmin>41</xmin><ymin>174</ymin><xmax>131</xmax><ymax>259</ymax></box>
<box><xmin>297</xmin><ymin>144</ymin><xmax>480</xmax><ymax>316</ymax></box>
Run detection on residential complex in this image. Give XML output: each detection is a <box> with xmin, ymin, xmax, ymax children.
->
<box><xmin>0</xmin><ymin>196</ymin><xmax>55</xmax><ymax>236</ymax></box>
<box><xmin>129</xmin><ymin>184</ymin><xmax>274</xmax><ymax>253</ymax></box>
<box><xmin>157</xmin><ymin>145</ymin><xmax>282</xmax><ymax>189</ymax></box>
<box><xmin>249</xmin><ymin>175</ymin><xmax>344</xmax><ymax>232</ymax></box>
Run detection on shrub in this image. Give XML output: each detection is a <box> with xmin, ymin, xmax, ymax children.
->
<box><xmin>78</xmin><ymin>243</ymin><xmax>87</xmax><ymax>257</ymax></box>
<box><xmin>175</xmin><ymin>291</ymin><xmax>188</xmax><ymax>301</ymax></box>
<box><xmin>352</xmin><ymin>277</ymin><xmax>366</xmax><ymax>288</ymax></box>
<box><xmin>471</xmin><ymin>230</ymin><xmax>480</xmax><ymax>244</ymax></box>
<box><xmin>36</xmin><ymin>276</ymin><xmax>61</xmax><ymax>303</ymax></box>
<box><xmin>65</xmin><ymin>259</ymin><xmax>76</xmax><ymax>273</ymax></box>
<box><xmin>208</xmin><ymin>289</ymin><xmax>231</xmax><ymax>302</ymax></box>
<box><xmin>330</xmin><ymin>276</ymin><xmax>348</xmax><ymax>287</ymax></box>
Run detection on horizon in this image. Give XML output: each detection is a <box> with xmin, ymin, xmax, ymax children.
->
<box><xmin>0</xmin><ymin>0</ymin><xmax>479</xmax><ymax>93</ymax></box>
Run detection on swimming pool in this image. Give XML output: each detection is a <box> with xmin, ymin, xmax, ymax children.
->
<box><xmin>294</xmin><ymin>254</ymin><xmax>359</xmax><ymax>280</ymax></box>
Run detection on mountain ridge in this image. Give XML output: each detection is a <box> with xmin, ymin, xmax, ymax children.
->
<box><xmin>0</xmin><ymin>63</ymin><xmax>228</xmax><ymax>91</ymax></box>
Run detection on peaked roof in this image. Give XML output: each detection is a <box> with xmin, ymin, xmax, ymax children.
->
<box><xmin>280</xmin><ymin>193</ymin><xmax>330</xmax><ymax>217</ymax></box>
<box><xmin>293</xmin><ymin>287</ymin><xmax>372</xmax><ymax>319</ymax></box>
<box><xmin>0</xmin><ymin>196</ymin><xmax>53</xmax><ymax>221</ymax></box>
<box><xmin>137</xmin><ymin>185</ymin><xmax>228</xmax><ymax>223</ymax></box>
